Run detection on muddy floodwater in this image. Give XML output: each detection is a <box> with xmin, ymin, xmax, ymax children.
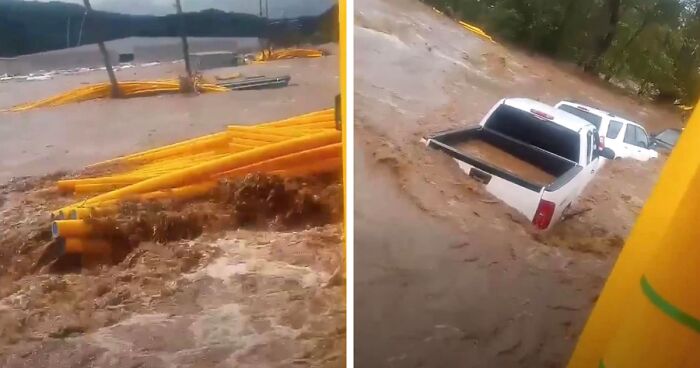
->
<box><xmin>0</xmin><ymin>45</ymin><xmax>344</xmax><ymax>367</ymax></box>
<box><xmin>455</xmin><ymin>140</ymin><xmax>556</xmax><ymax>186</ymax></box>
<box><xmin>354</xmin><ymin>0</ymin><xmax>681</xmax><ymax>366</ymax></box>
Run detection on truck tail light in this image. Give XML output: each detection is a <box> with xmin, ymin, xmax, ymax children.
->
<box><xmin>533</xmin><ymin>199</ymin><xmax>555</xmax><ymax>230</ymax></box>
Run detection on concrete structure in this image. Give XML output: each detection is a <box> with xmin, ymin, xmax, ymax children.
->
<box><xmin>190</xmin><ymin>51</ymin><xmax>237</xmax><ymax>71</ymax></box>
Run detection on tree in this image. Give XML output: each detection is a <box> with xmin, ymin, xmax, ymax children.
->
<box><xmin>583</xmin><ymin>0</ymin><xmax>621</xmax><ymax>72</ymax></box>
<box><xmin>422</xmin><ymin>0</ymin><xmax>699</xmax><ymax>102</ymax></box>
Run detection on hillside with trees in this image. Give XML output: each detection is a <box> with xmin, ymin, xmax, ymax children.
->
<box><xmin>425</xmin><ymin>0</ymin><xmax>700</xmax><ymax>104</ymax></box>
<box><xmin>0</xmin><ymin>0</ymin><xmax>337</xmax><ymax>58</ymax></box>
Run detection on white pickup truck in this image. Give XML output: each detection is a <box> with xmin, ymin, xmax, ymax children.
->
<box><xmin>424</xmin><ymin>98</ymin><xmax>614</xmax><ymax>230</ymax></box>
<box><xmin>555</xmin><ymin>101</ymin><xmax>658</xmax><ymax>161</ymax></box>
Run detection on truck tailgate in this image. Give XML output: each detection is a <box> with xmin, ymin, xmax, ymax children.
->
<box><xmin>425</xmin><ymin>126</ymin><xmax>578</xmax><ymax>223</ymax></box>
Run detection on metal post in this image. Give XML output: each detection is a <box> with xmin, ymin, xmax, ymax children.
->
<box><xmin>77</xmin><ymin>11</ymin><xmax>86</xmax><ymax>46</ymax></box>
<box><xmin>175</xmin><ymin>0</ymin><xmax>192</xmax><ymax>80</ymax></box>
<box><xmin>82</xmin><ymin>0</ymin><xmax>120</xmax><ymax>97</ymax></box>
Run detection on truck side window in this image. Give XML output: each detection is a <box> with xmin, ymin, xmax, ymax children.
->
<box><xmin>623</xmin><ymin>124</ymin><xmax>636</xmax><ymax>145</ymax></box>
<box><xmin>607</xmin><ymin>120</ymin><xmax>623</xmax><ymax>139</ymax></box>
<box><xmin>586</xmin><ymin>132</ymin><xmax>593</xmax><ymax>163</ymax></box>
<box><xmin>634</xmin><ymin>126</ymin><xmax>649</xmax><ymax>148</ymax></box>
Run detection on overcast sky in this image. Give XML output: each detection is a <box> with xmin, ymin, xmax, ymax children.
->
<box><xmin>34</xmin><ymin>0</ymin><xmax>335</xmax><ymax>18</ymax></box>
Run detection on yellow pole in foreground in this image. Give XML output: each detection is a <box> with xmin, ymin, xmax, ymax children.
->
<box><xmin>568</xmin><ymin>106</ymin><xmax>700</xmax><ymax>367</ymax></box>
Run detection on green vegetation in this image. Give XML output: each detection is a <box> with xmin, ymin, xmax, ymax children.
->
<box><xmin>426</xmin><ymin>0</ymin><xmax>700</xmax><ymax>104</ymax></box>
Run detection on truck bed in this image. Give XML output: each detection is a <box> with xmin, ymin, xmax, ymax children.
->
<box><xmin>454</xmin><ymin>140</ymin><xmax>556</xmax><ymax>187</ymax></box>
<box><xmin>427</xmin><ymin>126</ymin><xmax>579</xmax><ymax>192</ymax></box>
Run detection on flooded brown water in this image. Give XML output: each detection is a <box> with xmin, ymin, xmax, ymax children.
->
<box><xmin>354</xmin><ymin>0</ymin><xmax>679</xmax><ymax>366</ymax></box>
<box><xmin>0</xmin><ymin>47</ymin><xmax>344</xmax><ymax>367</ymax></box>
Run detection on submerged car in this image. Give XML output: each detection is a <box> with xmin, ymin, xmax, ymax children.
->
<box><xmin>555</xmin><ymin>101</ymin><xmax>659</xmax><ymax>162</ymax></box>
<box><xmin>651</xmin><ymin>128</ymin><xmax>682</xmax><ymax>152</ymax></box>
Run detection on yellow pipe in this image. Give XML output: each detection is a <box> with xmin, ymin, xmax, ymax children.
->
<box><xmin>291</xmin><ymin>121</ymin><xmax>336</xmax><ymax>129</ymax></box>
<box><xmin>52</xmin><ymin>220</ymin><xmax>92</xmax><ymax>238</ymax></box>
<box><xmin>87</xmin><ymin>131</ymin><xmax>231</xmax><ymax>169</ymax></box>
<box><xmin>274</xmin><ymin>157</ymin><xmax>342</xmax><ymax>177</ymax></box>
<box><xmin>69</xmin><ymin>206</ymin><xmax>120</xmax><ymax>219</ymax></box>
<box><xmin>73</xmin><ymin>183</ymin><xmax>129</xmax><ymax>194</ymax></box>
<box><xmin>77</xmin><ymin>130</ymin><xmax>340</xmax><ymax>206</ymax></box>
<box><xmin>230</xmin><ymin>137</ymin><xmax>273</xmax><ymax>147</ymax></box>
<box><xmin>259</xmin><ymin>114</ymin><xmax>334</xmax><ymax>128</ymax></box>
<box><xmin>569</xmin><ymin>104</ymin><xmax>700</xmax><ymax>367</ymax></box>
<box><xmin>127</xmin><ymin>151</ymin><xmax>226</xmax><ymax>173</ymax></box>
<box><xmin>257</xmin><ymin>109</ymin><xmax>335</xmax><ymax>127</ymax></box>
<box><xmin>228</xmin><ymin>131</ymin><xmax>290</xmax><ymax>143</ymax></box>
<box><xmin>138</xmin><ymin>181</ymin><xmax>217</xmax><ymax>201</ymax></box>
<box><xmin>227</xmin><ymin>129</ymin><xmax>300</xmax><ymax>142</ymax></box>
<box><xmin>228</xmin><ymin>126</ymin><xmax>308</xmax><ymax>138</ymax></box>
<box><xmin>229</xmin><ymin>143</ymin><xmax>254</xmax><ymax>151</ymax></box>
<box><xmin>58</xmin><ymin>176</ymin><xmax>144</xmax><ymax>192</ymax></box>
<box><xmin>61</xmin><ymin>238</ymin><xmax>111</xmax><ymax>255</ymax></box>
<box><xmin>214</xmin><ymin>143</ymin><xmax>341</xmax><ymax>178</ymax></box>
<box><xmin>123</xmin><ymin>135</ymin><xmax>231</xmax><ymax>165</ymax></box>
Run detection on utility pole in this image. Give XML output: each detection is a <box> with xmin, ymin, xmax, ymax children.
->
<box><xmin>82</xmin><ymin>0</ymin><xmax>120</xmax><ymax>97</ymax></box>
<box><xmin>175</xmin><ymin>0</ymin><xmax>193</xmax><ymax>81</ymax></box>
<box><xmin>259</xmin><ymin>0</ymin><xmax>263</xmax><ymax>16</ymax></box>
<box><xmin>66</xmin><ymin>17</ymin><xmax>71</xmax><ymax>48</ymax></box>
<box><xmin>77</xmin><ymin>11</ymin><xmax>86</xmax><ymax>46</ymax></box>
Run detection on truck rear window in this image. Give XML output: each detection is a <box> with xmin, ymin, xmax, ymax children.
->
<box><xmin>557</xmin><ymin>104</ymin><xmax>602</xmax><ymax>129</ymax></box>
<box><xmin>485</xmin><ymin>105</ymin><xmax>580</xmax><ymax>163</ymax></box>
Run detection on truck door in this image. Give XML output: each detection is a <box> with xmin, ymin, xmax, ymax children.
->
<box><xmin>622</xmin><ymin>124</ymin><xmax>655</xmax><ymax>161</ymax></box>
<box><xmin>576</xmin><ymin>130</ymin><xmax>597</xmax><ymax>198</ymax></box>
<box><xmin>604</xmin><ymin>120</ymin><xmax>624</xmax><ymax>158</ymax></box>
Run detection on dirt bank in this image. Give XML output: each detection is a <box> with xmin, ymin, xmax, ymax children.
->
<box><xmin>354</xmin><ymin>0</ymin><xmax>678</xmax><ymax>366</ymax></box>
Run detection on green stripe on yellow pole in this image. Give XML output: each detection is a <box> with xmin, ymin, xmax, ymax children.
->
<box><xmin>568</xmin><ymin>104</ymin><xmax>700</xmax><ymax>367</ymax></box>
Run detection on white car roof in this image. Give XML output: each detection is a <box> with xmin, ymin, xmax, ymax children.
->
<box><xmin>504</xmin><ymin>98</ymin><xmax>594</xmax><ymax>132</ymax></box>
<box><xmin>558</xmin><ymin>101</ymin><xmax>646</xmax><ymax>130</ymax></box>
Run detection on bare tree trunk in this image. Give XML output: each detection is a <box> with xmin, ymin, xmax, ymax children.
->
<box><xmin>175</xmin><ymin>0</ymin><xmax>192</xmax><ymax>80</ymax></box>
<box><xmin>584</xmin><ymin>0</ymin><xmax>621</xmax><ymax>73</ymax></box>
<box><xmin>555</xmin><ymin>0</ymin><xmax>577</xmax><ymax>53</ymax></box>
<box><xmin>82</xmin><ymin>0</ymin><xmax>120</xmax><ymax>97</ymax></box>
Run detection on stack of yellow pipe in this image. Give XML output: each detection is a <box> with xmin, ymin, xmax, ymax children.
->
<box><xmin>50</xmin><ymin>108</ymin><xmax>341</xmax><ymax>253</ymax></box>
<box><xmin>254</xmin><ymin>48</ymin><xmax>325</xmax><ymax>62</ymax></box>
<box><xmin>3</xmin><ymin>79</ymin><xmax>228</xmax><ymax>112</ymax></box>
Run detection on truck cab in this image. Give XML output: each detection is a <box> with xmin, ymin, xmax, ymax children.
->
<box><xmin>555</xmin><ymin>101</ymin><xmax>658</xmax><ymax>162</ymax></box>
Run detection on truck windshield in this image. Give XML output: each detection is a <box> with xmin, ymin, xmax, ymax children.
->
<box><xmin>557</xmin><ymin>104</ymin><xmax>602</xmax><ymax>129</ymax></box>
<box><xmin>485</xmin><ymin>105</ymin><xmax>580</xmax><ymax>163</ymax></box>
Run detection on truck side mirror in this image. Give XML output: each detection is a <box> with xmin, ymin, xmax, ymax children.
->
<box><xmin>600</xmin><ymin>147</ymin><xmax>615</xmax><ymax>160</ymax></box>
